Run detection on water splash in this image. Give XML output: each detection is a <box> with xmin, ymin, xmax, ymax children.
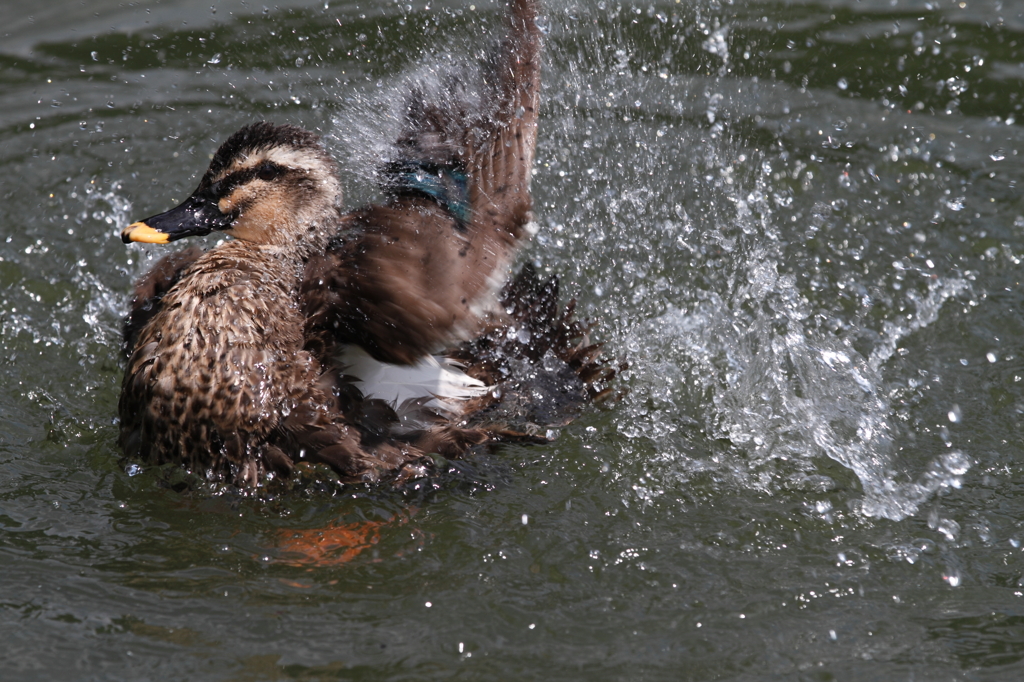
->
<box><xmin>530</xmin><ymin>2</ymin><xmax>975</xmax><ymax>521</ymax></box>
<box><xmin>1</xmin><ymin>180</ymin><xmax>133</xmax><ymax>353</ymax></box>
<box><xmin>327</xmin><ymin>51</ymin><xmax>492</xmax><ymax>205</ymax></box>
<box><xmin>76</xmin><ymin>180</ymin><xmax>136</xmax><ymax>352</ymax></box>
<box><xmin>617</xmin><ymin>167</ymin><xmax>970</xmax><ymax>520</ymax></box>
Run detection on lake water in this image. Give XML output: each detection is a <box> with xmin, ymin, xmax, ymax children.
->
<box><xmin>3</xmin><ymin>0</ymin><xmax>1024</xmax><ymax>679</ymax></box>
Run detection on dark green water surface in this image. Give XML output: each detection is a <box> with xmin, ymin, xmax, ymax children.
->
<box><xmin>4</xmin><ymin>0</ymin><xmax>1024</xmax><ymax>679</ymax></box>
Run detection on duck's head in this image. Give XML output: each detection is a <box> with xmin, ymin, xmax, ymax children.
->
<box><xmin>122</xmin><ymin>121</ymin><xmax>341</xmax><ymax>251</ymax></box>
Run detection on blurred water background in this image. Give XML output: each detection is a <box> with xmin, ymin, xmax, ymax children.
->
<box><xmin>4</xmin><ymin>0</ymin><xmax>1024</xmax><ymax>678</ymax></box>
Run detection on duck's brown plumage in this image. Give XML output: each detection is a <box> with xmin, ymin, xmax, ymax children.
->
<box><xmin>122</xmin><ymin>240</ymin><xmax>362</xmax><ymax>484</ymax></box>
<box><xmin>119</xmin><ymin>0</ymin><xmax>618</xmax><ymax>488</ymax></box>
<box><xmin>301</xmin><ymin>0</ymin><xmax>542</xmax><ymax>364</ymax></box>
<box><xmin>119</xmin><ymin>124</ymin><xmax>430</xmax><ymax>486</ymax></box>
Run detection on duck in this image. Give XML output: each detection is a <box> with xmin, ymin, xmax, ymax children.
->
<box><xmin>118</xmin><ymin>0</ymin><xmax>617</xmax><ymax>489</ymax></box>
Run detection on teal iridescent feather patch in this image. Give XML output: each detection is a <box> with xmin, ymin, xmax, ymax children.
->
<box><xmin>383</xmin><ymin>160</ymin><xmax>471</xmax><ymax>231</ymax></box>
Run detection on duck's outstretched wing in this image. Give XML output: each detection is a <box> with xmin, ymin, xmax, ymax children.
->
<box><xmin>303</xmin><ymin>0</ymin><xmax>542</xmax><ymax>365</ymax></box>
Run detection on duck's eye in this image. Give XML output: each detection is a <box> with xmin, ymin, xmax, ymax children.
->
<box><xmin>257</xmin><ymin>163</ymin><xmax>280</xmax><ymax>182</ymax></box>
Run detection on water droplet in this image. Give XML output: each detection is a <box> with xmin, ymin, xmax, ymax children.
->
<box><xmin>207</xmin><ymin>53</ymin><xmax>222</xmax><ymax>65</ymax></box>
<box><xmin>90</xmin><ymin>51</ymin><xmax>99</xmax><ymax>61</ymax></box>
<box><xmin>939</xmin><ymin>450</ymin><xmax>971</xmax><ymax>476</ymax></box>
<box><xmin>521</xmin><ymin>514</ymin><xmax>529</xmax><ymax>525</ymax></box>
<box><xmin>990</xmin><ymin>149</ymin><xmax>1006</xmax><ymax>161</ymax></box>
<box><xmin>125</xmin><ymin>463</ymin><xmax>143</xmax><ymax>477</ymax></box>
<box><xmin>294</xmin><ymin>56</ymin><xmax>305</xmax><ymax>67</ymax></box>
<box><xmin>837</xmin><ymin>77</ymin><xmax>848</xmax><ymax>90</ymax></box>
<box><xmin>944</xmin><ymin>77</ymin><xmax>968</xmax><ymax>96</ymax></box>
<box><xmin>934</xmin><ymin>517</ymin><xmax>961</xmax><ymax>542</ymax></box>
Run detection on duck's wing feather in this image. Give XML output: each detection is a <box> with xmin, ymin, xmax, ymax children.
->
<box><xmin>303</xmin><ymin>0</ymin><xmax>542</xmax><ymax>365</ymax></box>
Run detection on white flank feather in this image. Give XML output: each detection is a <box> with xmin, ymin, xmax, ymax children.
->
<box><xmin>336</xmin><ymin>345</ymin><xmax>491</xmax><ymax>412</ymax></box>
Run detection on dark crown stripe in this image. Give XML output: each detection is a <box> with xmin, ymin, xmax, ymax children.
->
<box><xmin>208</xmin><ymin>121</ymin><xmax>322</xmax><ymax>179</ymax></box>
<box><xmin>207</xmin><ymin>161</ymin><xmax>287</xmax><ymax>199</ymax></box>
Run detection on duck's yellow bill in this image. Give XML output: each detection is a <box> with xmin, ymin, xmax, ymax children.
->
<box><xmin>121</xmin><ymin>222</ymin><xmax>170</xmax><ymax>244</ymax></box>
